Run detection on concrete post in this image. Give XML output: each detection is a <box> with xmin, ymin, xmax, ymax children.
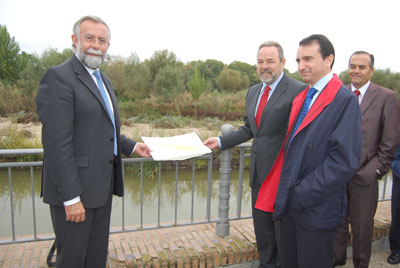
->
<box><xmin>216</xmin><ymin>124</ymin><xmax>234</xmax><ymax>237</ymax></box>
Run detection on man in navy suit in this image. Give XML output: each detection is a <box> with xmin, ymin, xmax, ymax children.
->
<box><xmin>256</xmin><ymin>34</ymin><xmax>361</xmax><ymax>268</ymax></box>
<box><xmin>36</xmin><ymin>15</ymin><xmax>151</xmax><ymax>268</ymax></box>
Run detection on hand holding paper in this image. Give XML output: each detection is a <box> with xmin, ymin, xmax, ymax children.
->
<box><xmin>142</xmin><ymin>132</ymin><xmax>212</xmax><ymax>161</ymax></box>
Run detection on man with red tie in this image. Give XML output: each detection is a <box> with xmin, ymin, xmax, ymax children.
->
<box><xmin>204</xmin><ymin>41</ymin><xmax>305</xmax><ymax>268</ymax></box>
<box><xmin>255</xmin><ymin>34</ymin><xmax>362</xmax><ymax>268</ymax></box>
<box><xmin>333</xmin><ymin>51</ymin><xmax>400</xmax><ymax>268</ymax></box>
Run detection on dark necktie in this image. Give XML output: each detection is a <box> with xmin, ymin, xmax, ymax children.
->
<box><xmin>93</xmin><ymin>70</ymin><xmax>117</xmax><ymax>156</ymax></box>
<box><xmin>290</xmin><ymin>87</ymin><xmax>318</xmax><ymax>141</ymax></box>
<box><xmin>255</xmin><ymin>85</ymin><xmax>271</xmax><ymax>128</ymax></box>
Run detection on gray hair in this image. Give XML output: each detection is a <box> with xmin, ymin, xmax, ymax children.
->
<box><xmin>258</xmin><ymin>41</ymin><xmax>285</xmax><ymax>61</ymax></box>
<box><xmin>72</xmin><ymin>15</ymin><xmax>111</xmax><ymax>47</ymax></box>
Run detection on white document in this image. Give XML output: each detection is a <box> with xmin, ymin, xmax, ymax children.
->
<box><xmin>142</xmin><ymin>132</ymin><xmax>212</xmax><ymax>161</ymax></box>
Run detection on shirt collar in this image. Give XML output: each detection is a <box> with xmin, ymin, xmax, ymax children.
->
<box><xmin>351</xmin><ymin>80</ymin><xmax>370</xmax><ymax>96</ymax></box>
<box><xmin>311</xmin><ymin>72</ymin><xmax>333</xmax><ymax>92</ymax></box>
<box><xmin>75</xmin><ymin>53</ymin><xmax>99</xmax><ymax>75</ymax></box>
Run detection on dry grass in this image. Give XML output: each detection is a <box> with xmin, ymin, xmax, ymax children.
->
<box><xmin>0</xmin><ymin>117</ymin><xmax>243</xmax><ymax>148</ymax></box>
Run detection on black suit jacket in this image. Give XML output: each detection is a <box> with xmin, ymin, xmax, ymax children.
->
<box><xmin>220</xmin><ymin>74</ymin><xmax>305</xmax><ymax>187</ymax></box>
<box><xmin>36</xmin><ymin>55</ymin><xmax>136</xmax><ymax>208</ymax></box>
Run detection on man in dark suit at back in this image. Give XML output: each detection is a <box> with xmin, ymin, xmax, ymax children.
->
<box><xmin>333</xmin><ymin>51</ymin><xmax>400</xmax><ymax>268</ymax></box>
<box><xmin>204</xmin><ymin>41</ymin><xmax>305</xmax><ymax>268</ymax></box>
<box><xmin>36</xmin><ymin>15</ymin><xmax>151</xmax><ymax>268</ymax></box>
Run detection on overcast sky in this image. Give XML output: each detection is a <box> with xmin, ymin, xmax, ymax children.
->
<box><xmin>1</xmin><ymin>0</ymin><xmax>399</xmax><ymax>74</ymax></box>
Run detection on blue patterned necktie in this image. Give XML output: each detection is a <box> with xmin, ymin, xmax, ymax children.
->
<box><xmin>290</xmin><ymin>87</ymin><xmax>318</xmax><ymax>141</ymax></box>
<box><xmin>93</xmin><ymin>70</ymin><xmax>117</xmax><ymax>156</ymax></box>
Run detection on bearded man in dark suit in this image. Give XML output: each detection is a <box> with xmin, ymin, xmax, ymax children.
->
<box><xmin>204</xmin><ymin>41</ymin><xmax>305</xmax><ymax>268</ymax></box>
<box><xmin>36</xmin><ymin>15</ymin><xmax>151</xmax><ymax>268</ymax></box>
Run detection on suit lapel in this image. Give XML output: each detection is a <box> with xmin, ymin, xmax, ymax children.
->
<box><xmin>102</xmin><ymin>74</ymin><xmax>120</xmax><ymax>129</ymax></box>
<box><xmin>257</xmin><ymin>75</ymin><xmax>289</xmax><ymax>130</ymax></box>
<box><xmin>359</xmin><ymin>83</ymin><xmax>376</xmax><ymax>114</ymax></box>
<box><xmin>291</xmin><ymin>74</ymin><xmax>342</xmax><ymax>140</ymax></box>
<box><xmin>71</xmin><ymin>55</ymin><xmax>114</xmax><ymax>125</ymax></box>
<box><xmin>249</xmin><ymin>83</ymin><xmax>262</xmax><ymax>130</ymax></box>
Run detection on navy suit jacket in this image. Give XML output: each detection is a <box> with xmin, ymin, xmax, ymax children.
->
<box><xmin>36</xmin><ymin>55</ymin><xmax>136</xmax><ymax>208</ymax></box>
<box><xmin>273</xmin><ymin>75</ymin><xmax>362</xmax><ymax>229</ymax></box>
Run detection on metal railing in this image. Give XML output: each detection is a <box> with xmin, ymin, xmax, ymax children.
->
<box><xmin>0</xmin><ymin>124</ymin><xmax>392</xmax><ymax>244</ymax></box>
<box><xmin>0</xmin><ymin>126</ymin><xmax>253</xmax><ymax>244</ymax></box>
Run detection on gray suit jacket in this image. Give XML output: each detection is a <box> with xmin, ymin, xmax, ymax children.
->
<box><xmin>220</xmin><ymin>74</ymin><xmax>305</xmax><ymax>187</ymax></box>
<box><xmin>349</xmin><ymin>82</ymin><xmax>400</xmax><ymax>185</ymax></box>
<box><xmin>36</xmin><ymin>55</ymin><xmax>136</xmax><ymax>208</ymax></box>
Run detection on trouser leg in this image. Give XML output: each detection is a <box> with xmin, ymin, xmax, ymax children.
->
<box><xmin>389</xmin><ymin>174</ymin><xmax>400</xmax><ymax>254</ymax></box>
<box><xmin>252</xmin><ymin>184</ymin><xmax>278</xmax><ymax>267</ymax></box>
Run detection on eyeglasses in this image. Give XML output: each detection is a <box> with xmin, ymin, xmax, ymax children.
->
<box><xmin>83</xmin><ymin>35</ymin><xmax>108</xmax><ymax>45</ymax></box>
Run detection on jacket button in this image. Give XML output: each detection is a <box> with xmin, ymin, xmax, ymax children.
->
<box><xmin>110</xmin><ymin>138</ymin><xmax>114</xmax><ymax>141</ymax></box>
<box><xmin>109</xmin><ymin>160</ymin><xmax>113</xmax><ymax>164</ymax></box>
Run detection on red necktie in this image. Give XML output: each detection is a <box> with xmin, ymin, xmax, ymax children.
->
<box><xmin>256</xmin><ymin>86</ymin><xmax>271</xmax><ymax>128</ymax></box>
<box><xmin>354</xmin><ymin>89</ymin><xmax>361</xmax><ymax>96</ymax></box>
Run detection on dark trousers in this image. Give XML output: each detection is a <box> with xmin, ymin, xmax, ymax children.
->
<box><xmin>390</xmin><ymin>173</ymin><xmax>400</xmax><ymax>254</ymax></box>
<box><xmin>334</xmin><ymin>180</ymin><xmax>378</xmax><ymax>268</ymax></box>
<box><xmin>252</xmin><ymin>183</ymin><xmax>278</xmax><ymax>268</ymax></box>
<box><xmin>50</xmin><ymin>188</ymin><xmax>113</xmax><ymax>268</ymax></box>
<box><xmin>276</xmin><ymin>214</ymin><xmax>335</xmax><ymax>268</ymax></box>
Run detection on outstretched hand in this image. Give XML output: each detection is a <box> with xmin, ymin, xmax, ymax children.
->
<box><xmin>134</xmin><ymin>142</ymin><xmax>152</xmax><ymax>158</ymax></box>
<box><xmin>203</xmin><ymin>137</ymin><xmax>219</xmax><ymax>150</ymax></box>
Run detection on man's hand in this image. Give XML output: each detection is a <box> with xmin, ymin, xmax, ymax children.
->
<box><xmin>65</xmin><ymin>201</ymin><xmax>86</xmax><ymax>223</ymax></box>
<box><xmin>135</xmin><ymin>142</ymin><xmax>152</xmax><ymax>157</ymax></box>
<box><xmin>203</xmin><ymin>137</ymin><xmax>219</xmax><ymax>150</ymax></box>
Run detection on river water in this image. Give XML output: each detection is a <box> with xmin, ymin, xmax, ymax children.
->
<box><xmin>1</xmin><ymin>166</ymin><xmax>392</xmax><ymax>239</ymax></box>
<box><xmin>0</xmin><ymin>166</ymin><xmax>252</xmax><ymax>238</ymax></box>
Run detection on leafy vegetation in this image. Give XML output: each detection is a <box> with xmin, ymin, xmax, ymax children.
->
<box><xmin>1</xmin><ymin>24</ymin><xmax>400</xmax><ymax>126</ymax></box>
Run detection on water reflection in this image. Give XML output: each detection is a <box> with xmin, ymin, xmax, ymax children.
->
<box><xmin>1</xmin><ymin>166</ymin><xmax>392</xmax><ymax>239</ymax></box>
<box><xmin>0</xmin><ymin>165</ymin><xmax>252</xmax><ymax>238</ymax></box>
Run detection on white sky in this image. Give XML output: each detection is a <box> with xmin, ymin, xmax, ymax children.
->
<box><xmin>1</xmin><ymin>0</ymin><xmax>399</xmax><ymax>74</ymax></box>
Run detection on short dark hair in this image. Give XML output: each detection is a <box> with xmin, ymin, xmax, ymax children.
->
<box><xmin>299</xmin><ymin>34</ymin><xmax>335</xmax><ymax>68</ymax></box>
<box><xmin>350</xmin><ymin>51</ymin><xmax>374</xmax><ymax>69</ymax></box>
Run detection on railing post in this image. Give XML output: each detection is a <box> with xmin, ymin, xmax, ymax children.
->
<box><xmin>216</xmin><ymin>124</ymin><xmax>234</xmax><ymax>237</ymax></box>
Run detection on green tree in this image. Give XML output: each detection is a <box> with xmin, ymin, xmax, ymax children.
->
<box><xmin>145</xmin><ymin>49</ymin><xmax>183</xmax><ymax>81</ymax></box>
<box><xmin>285</xmin><ymin>69</ymin><xmax>303</xmax><ymax>83</ymax></box>
<box><xmin>154</xmin><ymin>65</ymin><xmax>185</xmax><ymax>114</ymax></box>
<box><xmin>190</xmin><ymin>59</ymin><xmax>225</xmax><ymax>91</ymax></box>
<box><xmin>0</xmin><ymin>25</ymin><xmax>28</xmax><ymax>84</ymax></box>
<box><xmin>102</xmin><ymin>53</ymin><xmax>151</xmax><ymax>106</ymax></box>
<box><xmin>188</xmin><ymin>68</ymin><xmax>205</xmax><ymax>119</ymax></box>
<box><xmin>216</xmin><ymin>68</ymin><xmax>249</xmax><ymax>92</ymax></box>
<box><xmin>228</xmin><ymin>61</ymin><xmax>258</xmax><ymax>86</ymax></box>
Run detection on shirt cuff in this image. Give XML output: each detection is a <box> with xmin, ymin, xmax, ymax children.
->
<box><xmin>132</xmin><ymin>144</ymin><xmax>137</xmax><ymax>155</ymax></box>
<box><xmin>63</xmin><ymin>196</ymin><xmax>81</xmax><ymax>206</ymax></box>
<box><xmin>216</xmin><ymin>137</ymin><xmax>222</xmax><ymax>148</ymax></box>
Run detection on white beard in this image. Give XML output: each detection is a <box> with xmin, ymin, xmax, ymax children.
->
<box><xmin>77</xmin><ymin>43</ymin><xmax>106</xmax><ymax>69</ymax></box>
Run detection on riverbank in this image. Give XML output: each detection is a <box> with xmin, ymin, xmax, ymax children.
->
<box><xmin>0</xmin><ymin>116</ymin><xmax>243</xmax><ymax>149</ymax></box>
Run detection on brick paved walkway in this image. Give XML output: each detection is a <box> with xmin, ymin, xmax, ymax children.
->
<box><xmin>0</xmin><ymin>201</ymin><xmax>392</xmax><ymax>268</ymax></box>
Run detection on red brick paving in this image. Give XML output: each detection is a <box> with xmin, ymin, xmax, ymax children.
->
<box><xmin>0</xmin><ymin>201</ymin><xmax>392</xmax><ymax>268</ymax></box>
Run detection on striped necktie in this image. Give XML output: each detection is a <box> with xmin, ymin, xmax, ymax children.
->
<box><xmin>93</xmin><ymin>70</ymin><xmax>117</xmax><ymax>156</ymax></box>
<box><xmin>290</xmin><ymin>87</ymin><xmax>317</xmax><ymax>141</ymax></box>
